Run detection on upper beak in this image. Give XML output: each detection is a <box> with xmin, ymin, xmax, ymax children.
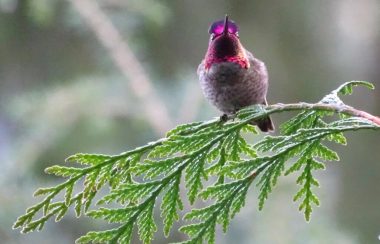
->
<box><xmin>222</xmin><ymin>15</ymin><xmax>229</xmax><ymax>36</ymax></box>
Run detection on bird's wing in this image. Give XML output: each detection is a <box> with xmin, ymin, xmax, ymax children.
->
<box><xmin>197</xmin><ymin>59</ymin><xmax>206</xmax><ymax>77</ymax></box>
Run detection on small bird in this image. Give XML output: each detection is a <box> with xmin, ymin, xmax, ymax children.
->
<box><xmin>198</xmin><ymin>15</ymin><xmax>274</xmax><ymax>132</ymax></box>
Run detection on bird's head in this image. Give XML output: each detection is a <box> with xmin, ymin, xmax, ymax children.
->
<box><xmin>204</xmin><ymin>15</ymin><xmax>249</xmax><ymax>69</ymax></box>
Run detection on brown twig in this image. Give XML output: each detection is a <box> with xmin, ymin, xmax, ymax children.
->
<box><xmin>68</xmin><ymin>0</ymin><xmax>172</xmax><ymax>135</ymax></box>
<box><xmin>267</xmin><ymin>102</ymin><xmax>380</xmax><ymax>126</ymax></box>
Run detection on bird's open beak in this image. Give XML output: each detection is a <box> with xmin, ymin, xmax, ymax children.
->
<box><xmin>222</xmin><ymin>15</ymin><xmax>229</xmax><ymax>36</ymax></box>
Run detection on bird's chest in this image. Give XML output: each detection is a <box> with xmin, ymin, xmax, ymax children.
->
<box><xmin>206</xmin><ymin>62</ymin><xmax>247</xmax><ymax>84</ymax></box>
<box><xmin>199</xmin><ymin>62</ymin><xmax>262</xmax><ymax>113</ymax></box>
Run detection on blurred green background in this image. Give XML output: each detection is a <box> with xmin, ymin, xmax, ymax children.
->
<box><xmin>1</xmin><ymin>0</ymin><xmax>380</xmax><ymax>243</ymax></box>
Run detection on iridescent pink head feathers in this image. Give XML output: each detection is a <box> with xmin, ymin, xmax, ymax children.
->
<box><xmin>204</xmin><ymin>15</ymin><xmax>249</xmax><ymax>69</ymax></box>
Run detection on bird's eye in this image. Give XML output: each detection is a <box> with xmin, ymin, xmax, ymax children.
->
<box><xmin>235</xmin><ymin>32</ymin><xmax>239</xmax><ymax>38</ymax></box>
<box><xmin>210</xmin><ymin>34</ymin><xmax>216</xmax><ymax>40</ymax></box>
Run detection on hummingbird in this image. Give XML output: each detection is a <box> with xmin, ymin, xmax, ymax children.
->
<box><xmin>198</xmin><ymin>15</ymin><xmax>274</xmax><ymax>132</ymax></box>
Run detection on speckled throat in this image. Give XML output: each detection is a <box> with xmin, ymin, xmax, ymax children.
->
<box><xmin>204</xmin><ymin>34</ymin><xmax>249</xmax><ymax>70</ymax></box>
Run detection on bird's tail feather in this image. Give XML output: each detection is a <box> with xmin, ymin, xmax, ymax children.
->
<box><xmin>251</xmin><ymin>116</ymin><xmax>274</xmax><ymax>132</ymax></box>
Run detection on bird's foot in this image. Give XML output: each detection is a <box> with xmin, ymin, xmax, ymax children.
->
<box><xmin>219</xmin><ymin>114</ymin><xmax>236</xmax><ymax>125</ymax></box>
<box><xmin>219</xmin><ymin>114</ymin><xmax>229</xmax><ymax>123</ymax></box>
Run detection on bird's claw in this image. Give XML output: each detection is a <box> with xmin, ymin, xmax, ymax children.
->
<box><xmin>219</xmin><ymin>114</ymin><xmax>229</xmax><ymax>123</ymax></box>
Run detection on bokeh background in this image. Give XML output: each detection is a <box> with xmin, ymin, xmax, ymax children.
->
<box><xmin>1</xmin><ymin>0</ymin><xmax>380</xmax><ymax>243</ymax></box>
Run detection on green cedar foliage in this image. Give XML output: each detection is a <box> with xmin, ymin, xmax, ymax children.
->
<box><xmin>14</xmin><ymin>81</ymin><xmax>380</xmax><ymax>243</ymax></box>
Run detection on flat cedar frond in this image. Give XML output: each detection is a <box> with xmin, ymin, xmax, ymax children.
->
<box><xmin>14</xmin><ymin>81</ymin><xmax>380</xmax><ymax>243</ymax></box>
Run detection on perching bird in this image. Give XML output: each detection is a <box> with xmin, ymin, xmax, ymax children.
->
<box><xmin>198</xmin><ymin>15</ymin><xmax>274</xmax><ymax>132</ymax></box>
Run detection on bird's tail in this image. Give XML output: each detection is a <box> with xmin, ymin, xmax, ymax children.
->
<box><xmin>251</xmin><ymin>116</ymin><xmax>274</xmax><ymax>132</ymax></box>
